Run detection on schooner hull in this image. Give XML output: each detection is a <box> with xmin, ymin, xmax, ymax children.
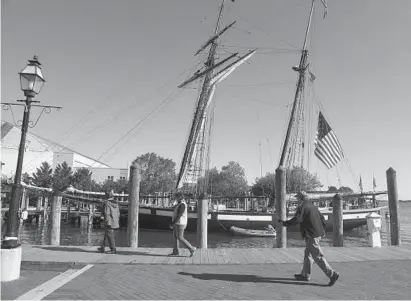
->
<box><xmin>116</xmin><ymin>206</ymin><xmax>383</xmax><ymax>233</ymax></box>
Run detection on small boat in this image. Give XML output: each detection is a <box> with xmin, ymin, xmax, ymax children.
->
<box><xmin>230</xmin><ymin>226</ymin><xmax>276</xmax><ymax>237</ymax></box>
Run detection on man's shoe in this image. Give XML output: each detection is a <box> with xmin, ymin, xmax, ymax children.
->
<box><xmin>168</xmin><ymin>251</ymin><xmax>179</xmax><ymax>256</ymax></box>
<box><xmin>106</xmin><ymin>248</ymin><xmax>116</xmax><ymax>254</ymax></box>
<box><xmin>294</xmin><ymin>274</ymin><xmax>310</xmax><ymax>281</ymax></box>
<box><xmin>97</xmin><ymin>246</ymin><xmax>105</xmax><ymax>253</ymax></box>
<box><xmin>189</xmin><ymin>247</ymin><xmax>197</xmax><ymax>258</ymax></box>
<box><xmin>328</xmin><ymin>272</ymin><xmax>339</xmax><ymax>286</ymax></box>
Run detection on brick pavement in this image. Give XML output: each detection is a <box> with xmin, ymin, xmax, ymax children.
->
<box><xmin>40</xmin><ymin>259</ymin><xmax>411</xmax><ymax>300</ymax></box>
<box><xmin>1</xmin><ymin>270</ymin><xmax>60</xmax><ymax>301</ymax></box>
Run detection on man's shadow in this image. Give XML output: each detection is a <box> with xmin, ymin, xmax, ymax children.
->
<box><xmin>178</xmin><ymin>272</ymin><xmax>328</xmax><ymax>287</ymax></box>
<box><xmin>33</xmin><ymin>246</ymin><xmax>168</xmax><ymax>256</ymax></box>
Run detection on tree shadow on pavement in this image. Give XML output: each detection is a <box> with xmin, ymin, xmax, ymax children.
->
<box><xmin>178</xmin><ymin>272</ymin><xmax>329</xmax><ymax>287</ymax></box>
<box><xmin>33</xmin><ymin>246</ymin><xmax>168</xmax><ymax>256</ymax></box>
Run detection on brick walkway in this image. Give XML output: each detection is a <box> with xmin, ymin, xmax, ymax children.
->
<box><xmin>3</xmin><ymin>259</ymin><xmax>411</xmax><ymax>300</ymax></box>
<box><xmin>3</xmin><ymin>245</ymin><xmax>411</xmax><ymax>300</ymax></box>
<box><xmin>21</xmin><ymin>244</ymin><xmax>411</xmax><ymax>265</ymax></box>
<box><xmin>43</xmin><ymin>260</ymin><xmax>410</xmax><ymax>300</ymax></box>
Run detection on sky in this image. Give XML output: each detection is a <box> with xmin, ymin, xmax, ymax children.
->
<box><xmin>2</xmin><ymin>0</ymin><xmax>411</xmax><ymax>199</ymax></box>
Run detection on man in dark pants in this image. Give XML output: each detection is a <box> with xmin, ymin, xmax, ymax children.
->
<box><xmin>278</xmin><ymin>191</ymin><xmax>340</xmax><ymax>286</ymax></box>
<box><xmin>98</xmin><ymin>191</ymin><xmax>120</xmax><ymax>254</ymax></box>
<box><xmin>169</xmin><ymin>192</ymin><xmax>196</xmax><ymax>257</ymax></box>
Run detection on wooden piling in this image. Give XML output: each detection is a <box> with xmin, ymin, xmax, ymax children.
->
<box><xmin>66</xmin><ymin>200</ymin><xmax>71</xmax><ymax>221</ymax></box>
<box><xmin>332</xmin><ymin>193</ymin><xmax>344</xmax><ymax>247</ymax></box>
<box><xmin>43</xmin><ymin>197</ymin><xmax>49</xmax><ymax>221</ymax></box>
<box><xmin>127</xmin><ymin>162</ymin><xmax>141</xmax><ymax>247</ymax></box>
<box><xmin>197</xmin><ymin>194</ymin><xmax>208</xmax><ymax>249</ymax></box>
<box><xmin>88</xmin><ymin>204</ymin><xmax>94</xmax><ymax>226</ymax></box>
<box><xmin>36</xmin><ymin>196</ymin><xmax>43</xmax><ymax>212</ymax></box>
<box><xmin>386</xmin><ymin>167</ymin><xmax>401</xmax><ymax>246</ymax></box>
<box><xmin>20</xmin><ymin>188</ymin><xmax>26</xmax><ymax>210</ymax></box>
<box><xmin>275</xmin><ymin>166</ymin><xmax>287</xmax><ymax>248</ymax></box>
<box><xmin>50</xmin><ymin>195</ymin><xmax>62</xmax><ymax>245</ymax></box>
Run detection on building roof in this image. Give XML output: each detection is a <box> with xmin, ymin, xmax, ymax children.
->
<box><xmin>1</xmin><ymin>121</ymin><xmax>110</xmax><ymax>168</ymax></box>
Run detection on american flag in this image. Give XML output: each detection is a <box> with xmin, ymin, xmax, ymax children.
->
<box><xmin>314</xmin><ymin>112</ymin><xmax>344</xmax><ymax>169</ymax></box>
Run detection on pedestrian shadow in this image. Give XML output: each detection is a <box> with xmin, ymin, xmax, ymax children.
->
<box><xmin>33</xmin><ymin>246</ymin><xmax>168</xmax><ymax>257</ymax></box>
<box><xmin>178</xmin><ymin>272</ymin><xmax>329</xmax><ymax>287</ymax></box>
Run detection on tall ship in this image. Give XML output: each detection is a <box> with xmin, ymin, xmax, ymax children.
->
<box><xmin>12</xmin><ymin>0</ymin><xmax>387</xmax><ymax>233</ymax></box>
<box><xmin>62</xmin><ymin>0</ymin><xmax>386</xmax><ymax>233</ymax></box>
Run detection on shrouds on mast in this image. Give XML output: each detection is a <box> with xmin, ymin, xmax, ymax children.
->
<box><xmin>175</xmin><ymin>0</ymin><xmax>256</xmax><ymax>191</ymax></box>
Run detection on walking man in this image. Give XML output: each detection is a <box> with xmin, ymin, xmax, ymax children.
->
<box><xmin>169</xmin><ymin>192</ymin><xmax>196</xmax><ymax>257</ymax></box>
<box><xmin>98</xmin><ymin>190</ymin><xmax>120</xmax><ymax>254</ymax></box>
<box><xmin>278</xmin><ymin>191</ymin><xmax>339</xmax><ymax>286</ymax></box>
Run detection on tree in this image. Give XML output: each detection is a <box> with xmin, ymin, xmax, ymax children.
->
<box><xmin>338</xmin><ymin>186</ymin><xmax>353</xmax><ymax>193</ymax></box>
<box><xmin>31</xmin><ymin>161</ymin><xmax>53</xmax><ymax>188</ymax></box>
<box><xmin>251</xmin><ymin>172</ymin><xmax>275</xmax><ymax>198</ymax></box>
<box><xmin>22</xmin><ymin>172</ymin><xmax>31</xmax><ymax>185</ymax></box>
<box><xmin>72</xmin><ymin>167</ymin><xmax>101</xmax><ymax>191</ymax></box>
<box><xmin>327</xmin><ymin>186</ymin><xmax>338</xmax><ymax>193</ymax></box>
<box><xmin>204</xmin><ymin>161</ymin><xmax>249</xmax><ymax>196</ymax></box>
<box><xmin>52</xmin><ymin>161</ymin><xmax>73</xmax><ymax>192</ymax></box>
<box><xmin>286</xmin><ymin>167</ymin><xmax>322</xmax><ymax>193</ymax></box>
<box><xmin>101</xmin><ymin>178</ymin><xmax>128</xmax><ymax>194</ymax></box>
<box><xmin>133</xmin><ymin>152</ymin><xmax>177</xmax><ymax>194</ymax></box>
<box><xmin>251</xmin><ymin>167</ymin><xmax>323</xmax><ymax>199</ymax></box>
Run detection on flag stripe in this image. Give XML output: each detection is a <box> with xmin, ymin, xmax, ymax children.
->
<box><xmin>315</xmin><ymin>144</ymin><xmax>337</xmax><ymax>168</ymax></box>
<box><xmin>323</xmin><ymin>134</ymin><xmax>343</xmax><ymax>161</ymax></box>
<box><xmin>314</xmin><ymin>147</ymin><xmax>333</xmax><ymax>169</ymax></box>
<box><xmin>314</xmin><ymin>112</ymin><xmax>344</xmax><ymax>169</ymax></box>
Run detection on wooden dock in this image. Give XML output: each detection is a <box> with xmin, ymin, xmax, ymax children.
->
<box><xmin>21</xmin><ymin>244</ymin><xmax>411</xmax><ymax>266</ymax></box>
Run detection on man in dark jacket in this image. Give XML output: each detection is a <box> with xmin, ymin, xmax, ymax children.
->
<box><xmin>97</xmin><ymin>191</ymin><xmax>120</xmax><ymax>254</ymax></box>
<box><xmin>278</xmin><ymin>191</ymin><xmax>339</xmax><ymax>286</ymax></box>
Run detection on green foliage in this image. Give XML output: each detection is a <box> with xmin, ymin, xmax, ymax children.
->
<box><xmin>31</xmin><ymin>161</ymin><xmax>53</xmax><ymax>188</ymax></box>
<box><xmin>286</xmin><ymin>167</ymin><xmax>322</xmax><ymax>193</ymax></box>
<box><xmin>133</xmin><ymin>152</ymin><xmax>177</xmax><ymax>194</ymax></box>
<box><xmin>251</xmin><ymin>172</ymin><xmax>275</xmax><ymax>197</ymax></box>
<box><xmin>72</xmin><ymin>167</ymin><xmax>101</xmax><ymax>191</ymax></box>
<box><xmin>22</xmin><ymin>172</ymin><xmax>31</xmax><ymax>184</ymax></box>
<box><xmin>52</xmin><ymin>161</ymin><xmax>73</xmax><ymax>192</ymax></box>
<box><xmin>327</xmin><ymin>186</ymin><xmax>338</xmax><ymax>192</ymax></box>
<box><xmin>251</xmin><ymin>167</ymin><xmax>323</xmax><ymax>198</ymax></box>
<box><xmin>338</xmin><ymin>186</ymin><xmax>354</xmax><ymax>193</ymax></box>
<box><xmin>202</xmin><ymin>161</ymin><xmax>249</xmax><ymax>196</ymax></box>
<box><xmin>101</xmin><ymin>178</ymin><xmax>128</xmax><ymax>194</ymax></box>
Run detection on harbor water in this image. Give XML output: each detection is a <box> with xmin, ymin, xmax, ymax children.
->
<box><xmin>2</xmin><ymin>201</ymin><xmax>410</xmax><ymax>248</ymax></box>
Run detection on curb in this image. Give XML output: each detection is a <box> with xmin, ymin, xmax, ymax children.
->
<box><xmin>21</xmin><ymin>261</ymin><xmax>87</xmax><ymax>271</ymax></box>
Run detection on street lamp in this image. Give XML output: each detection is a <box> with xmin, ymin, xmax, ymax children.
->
<box><xmin>1</xmin><ymin>56</ymin><xmax>60</xmax><ymax>281</ymax></box>
<box><xmin>2</xmin><ymin>55</ymin><xmax>45</xmax><ymax>250</ymax></box>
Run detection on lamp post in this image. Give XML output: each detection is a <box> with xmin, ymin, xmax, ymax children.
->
<box><xmin>2</xmin><ymin>56</ymin><xmax>45</xmax><ymax>249</ymax></box>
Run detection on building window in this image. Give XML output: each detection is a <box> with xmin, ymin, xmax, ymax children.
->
<box><xmin>108</xmin><ymin>176</ymin><xmax>114</xmax><ymax>181</ymax></box>
<box><xmin>120</xmin><ymin>176</ymin><xmax>126</xmax><ymax>180</ymax></box>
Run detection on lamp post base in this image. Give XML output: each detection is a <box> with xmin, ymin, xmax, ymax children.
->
<box><xmin>1</xmin><ymin>246</ymin><xmax>22</xmax><ymax>282</ymax></box>
<box><xmin>1</xmin><ymin>238</ymin><xmax>21</xmax><ymax>249</ymax></box>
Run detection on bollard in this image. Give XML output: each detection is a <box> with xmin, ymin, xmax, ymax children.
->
<box><xmin>332</xmin><ymin>194</ymin><xmax>344</xmax><ymax>247</ymax></box>
<box><xmin>366</xmin><ymin>212</ymin><xmax>382</xmax><ymax>247</ymax></box>
<box><xmin>197</xmin><ymin>194</ymin><xmax>208</xmax><ymax>249</ymax></box>
<box><xmin>386</xmin><ymin>167</ymin><xmax>401</xmax><ymax>245</ymax></box>
<box><xmin>275</xmin><ymin>166</ymin><xmax>287</xmax><ymax>248</ymax></box>
<box><xmin>50</xmin><ymin>195</ymin><xmax>62</xmax><ymax>245</ymax></box>
<box><xmin>127</xmin><ymin>162</ymin><xmax>141</xmax><ymax>247</ymax></box>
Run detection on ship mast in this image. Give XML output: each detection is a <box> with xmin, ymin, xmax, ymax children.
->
<box><xmin>278</xmin><ymin>0</ymin><xmax>327</xmax><ymax>169</ymax></box>
<box><xmin>176</xmin><ymin>0</ymin><xmax>256</xmax><ymax>192</ymax></box>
